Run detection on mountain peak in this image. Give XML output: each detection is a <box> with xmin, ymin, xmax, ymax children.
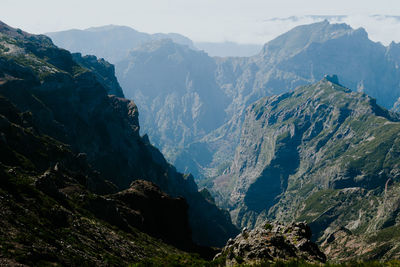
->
<box><xmin>48</xmin><ymin>24</ymin><xmax>195</xmax><ymax>62</ymax></box>
<box><xmin>85</xmin><ymin>24</ymin><xmax>136</xmax><ymax>32</ymax></box>
<box><xmin>260</xmin><ymin>21</ymin><xmax>355</xmax><ymax>61</ymax></box>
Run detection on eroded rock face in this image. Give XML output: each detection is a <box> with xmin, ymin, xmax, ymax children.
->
<box><xmin>215</xmin><ymin>222</ymin><xmax>326</xmax><ymax>266</ymax></box>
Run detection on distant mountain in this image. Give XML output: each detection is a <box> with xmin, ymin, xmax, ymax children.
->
<box><xmin>0</xmin><ymin>21</ymin><xmax>238</xmax><ymax>251</ymax></box>
<box><xmin>119</xmin><ymin>21</ymin><xmax>400</xmax><ymax>183</ymax></box>
<box><xmin>212</xmin><ymin>77</ymin><xmax>400</xmax><ymax>261</ymax></box>
<box><xmin>48</xmin><ymin>21</ymin><xmax>400</xmax><ymax>185</ymax></box>
<box><xmin>195</xmin><ymin>42</ymin><xmax>262</xmax><ymax>57</ymax></box>
<box><xmin>212</xmin><ymin>20</ymin><xmax>400</xmax><ymax>109</ymax></box>
<box><xmin>255</xmin><ymin>20</ymin><xmax>400</xmax><ymax>107</ymax></box>
<box><xmin>196</xmin><ymin>20</ymin><xmax>400</xmax><ymax>181</ymax></box>
<box><xmin>47</xmin><ymin>25</ymin><xmax>195</xmax><ymax>62</ymax></box>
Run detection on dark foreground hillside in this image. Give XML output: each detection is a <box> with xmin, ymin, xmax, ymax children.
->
<box><xmin>0</xmin><ymin>19</ymin><xmax>238</xmax><ymax>262</ymax></box>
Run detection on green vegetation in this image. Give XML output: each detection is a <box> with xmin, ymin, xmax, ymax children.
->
<box><xmin>367</xmin><ymin>225</ymin><xmax>400</xmax><ymax>244</ymax></box>
<box><xmin>264</xmin><ymin>222</ymin><xmax>273</xmax><ymax>231</ymax></box>
<box><xmin>0</xmin><ymin>166</ymin><xmax>186</xmax><ymax>266</ymax></box>
<box><xmin>297</xmin><ymin>189</ymin><xmax>336</xmax><ymax>222</ymax></box>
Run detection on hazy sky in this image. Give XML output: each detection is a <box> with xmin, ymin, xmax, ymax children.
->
<box><xmin>2</xmin><ymin>0</ymin><xmax>400</xmax><ymax>45</ymax></box>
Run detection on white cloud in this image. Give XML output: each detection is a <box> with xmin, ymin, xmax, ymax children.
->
<box><xmin>334</xmin><ymin>15</ymin><xmax>400</xmax><ymax>45</ymax></box>
<box><xmin>1</xmin><ymin>1</ymin><xmax>400</xmax><ymax>45</ymax></box>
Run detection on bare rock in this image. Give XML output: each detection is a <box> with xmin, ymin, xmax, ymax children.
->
<box><xmin>215</xmin><ymin>221</ymin><xmax>326</xmax><ymax>266</ymax></box>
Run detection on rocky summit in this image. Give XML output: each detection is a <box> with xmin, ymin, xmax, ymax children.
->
<box><xmin>215</xmin><ymin>222</ymin><xmax>326</xmax><ymax>266</ymax></box>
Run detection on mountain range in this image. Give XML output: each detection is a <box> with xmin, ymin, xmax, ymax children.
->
<box><xmin>47</xmin><ymin>25</ymin><xmax>195</xmax><ymax>63</ymax></box>
<box><xmin>4</xmin><ymin>18</ymin><xmax>400</xmax><ymax>264</ymax></box>
<box><xmin>49</xmin><ymin>21</ymin><xmax>400</xmax><ymax>184</ymax></box>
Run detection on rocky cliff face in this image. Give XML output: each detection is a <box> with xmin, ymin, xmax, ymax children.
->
<box><xmin>0</xmin><ymin>21</ymin><xmax>238</xmax><ymax>248</ymax></box>
<box><xmin>212</xmin><ymin>77</ymin><xmax>400</xmax><ymax>261</ymax></box>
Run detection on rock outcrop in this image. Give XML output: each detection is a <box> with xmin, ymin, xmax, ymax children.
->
<box><xmin>215</xmin><ymin>222</ymin><xmax>326</xmax><ymax>266</ymax></box>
